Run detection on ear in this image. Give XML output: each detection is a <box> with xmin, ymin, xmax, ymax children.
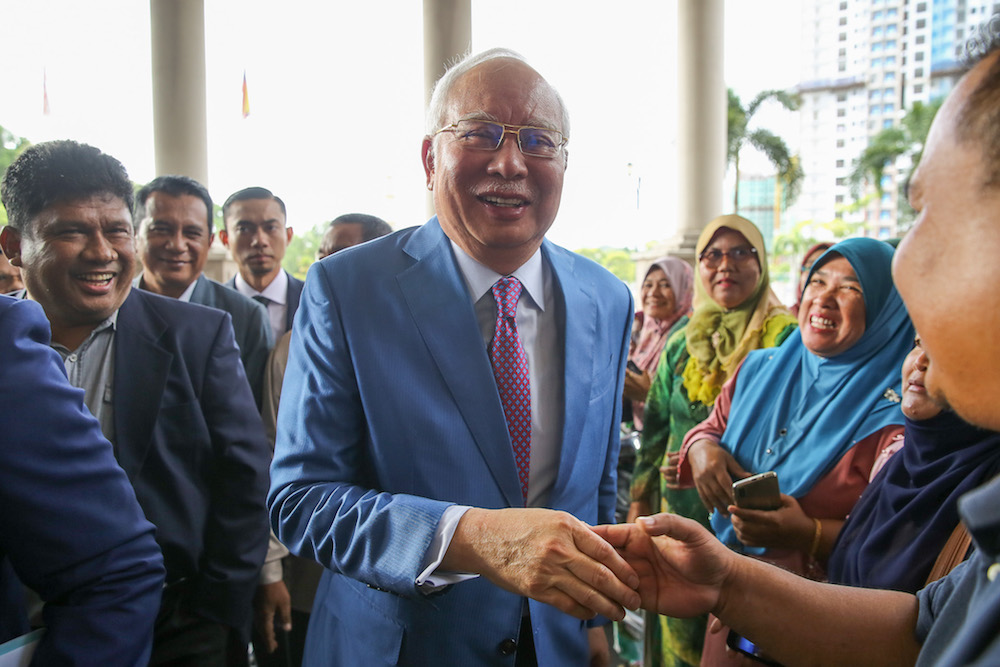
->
<box><xmin>421</xmin><ymin>137</ymin><xmax>435</xmax><ymax>188</ymax></box>
<box><xmin>0</xmin><ymin>227</ymin><xmax>23</xmax><ymax>267</ymax></box>
<box><xmin>219</xmin><ymin>229</ymin><xmax>230</xmax><ymax>249</ymax></box>
<box><xmin>285</xmin><ymin>227</ymin><xmax>294</xmax><ymax>243</ymax></box>
<box><xmin>207</xmin><ymin>231</ymin><xmax>216</xmax><ymax>246</ymax></box>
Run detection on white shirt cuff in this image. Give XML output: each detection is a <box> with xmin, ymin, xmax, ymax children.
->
<box><xmin>415</xmin><ymin>505</ymin><xmax>479</xmax><ymax>592</ymax></box>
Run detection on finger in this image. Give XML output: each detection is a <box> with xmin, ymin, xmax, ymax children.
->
<box><xmin>278</xmin><ymin>597</ymin><xmax>293</xmax><ymax>631</ymax></box>
<box><xmin>638</xmin><ymin>512</ymin><xmax>710</xmax><ymax>543</ymax></box>
<box><xmin>574</xmin><ymin>527</ymin><xmax>642</xmax><ymax>603</ymax></box>
<box><xmin>263</xmin><ymin>613</ymin><xmax>277</xmax><ymax>653</ymax></box>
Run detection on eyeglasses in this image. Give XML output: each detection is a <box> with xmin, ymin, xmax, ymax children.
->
<box><xmin>434</xmin><ymin>119</ymin><xmax>568</xmax><ymax>158</ymax></box>
<box><xmin>698</xmin><ymin>246</ymin><xmax>758</xmax><ymax>268</ymax></box>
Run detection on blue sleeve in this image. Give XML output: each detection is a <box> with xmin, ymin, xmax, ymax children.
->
<box><xmin>0</xmin><ymin>297</ymin><xmax>165</xmax><ymax>665</ymax></box>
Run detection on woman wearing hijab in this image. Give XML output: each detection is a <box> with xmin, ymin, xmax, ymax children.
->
<box><xmin>629</xmin><ymin>215</ymin><xmax>797</xmax><ymax>667</ymax></box>
<box><xmin>673</xmin><ymin>238</ymin><xmax>913</xmax><ymax>665</ymax></box>
<box><xmin>826</xmin><ymin>336</ymin><xmax>1000</xmax><ymax>593</ymax></box>
<box><xmin>792</xmin><ymin>242</ymin><xmax>833</xmax><ymax>315</ymax></box>
<box><xmin>623</xmin><ymin>257</ymin><xmax>694</xmax><ymax>430</ymax></box>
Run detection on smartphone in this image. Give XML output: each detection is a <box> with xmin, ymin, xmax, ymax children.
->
<box><xmin>626</xmin><ymin>360</ymin><xmax>641</xmax><ymax>374</ymax></box>
<box><xmin>732</xmin><ymin>471</ymin><xmax>781</xmax><ymax>510</ymax></box>
<box><xmin>726</xmin><ymin>629</ymin><xmax>784</xmax><ymax>667</ymax></box>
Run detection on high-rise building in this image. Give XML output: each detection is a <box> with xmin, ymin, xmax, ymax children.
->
<box><xmin>789</xmin><ymin>0</ymin><xmax>997</xmax><ymax>238</ymax></box>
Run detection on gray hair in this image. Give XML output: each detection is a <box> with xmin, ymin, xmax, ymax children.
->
<box><xmin>424</xmin><ymin>47</ymin><xmax>570</xmax><ymax>139</ymax></box>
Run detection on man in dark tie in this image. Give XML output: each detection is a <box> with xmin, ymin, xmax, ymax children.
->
<box><xmin>134</xmin><ymin>175</ymin><xmax>274</xmax><ymax>407</ymax></box>
<box><xmin>220</xmin><ymin>187</ymin><xmax>303</xmax><ymax>342</ymax></box>
<box><xmin>268</xmin><ymin>48</ymin><xmax>639</xmax><ymax>666</ymax></box>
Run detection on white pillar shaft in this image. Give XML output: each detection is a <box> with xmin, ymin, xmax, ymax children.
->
<box><xmin>149</xmin><ymin>0</ymin><xmax>208</xmax><ymax>186</ymax></box>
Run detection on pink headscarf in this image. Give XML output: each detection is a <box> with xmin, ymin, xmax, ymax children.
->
<box><xmin>630</xmin><ymin>256</ymin><xmax>694</xmax><ymax>375</ymax></box>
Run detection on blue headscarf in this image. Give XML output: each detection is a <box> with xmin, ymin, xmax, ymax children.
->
<box><xmin>710</xmin><ymin>238</ymin><xmax>914</xmax><ymax>552</ymax></box>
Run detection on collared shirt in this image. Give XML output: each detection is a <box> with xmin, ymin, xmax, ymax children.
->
<box><xmin>234</xmin><ymin>270</ymin><xmax>288</xmax><ymax>341</ymax></box>
<box><xmin>133</xmin><ymin>273</ymin><xmax>198</xmax><ymax>302</ymax></box>
<box><xmin>11</xmin><ymin>288</ymin><xmax>119</xmax><ymax>443</ymax></box>
<box><xmin>418</xmin><ymin>242</ymin><xmax>563</xmax><ymax>589</ymax></box>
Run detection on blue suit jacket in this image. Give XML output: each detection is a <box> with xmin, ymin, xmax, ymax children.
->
<box><xmin>269</xmin><ymin>219</ymin><xmax>633</xmax><ymax>666</ymax></box>
<box><xmin>225</xmin><ymin>270</ymin><xmax>304</xmax><ymax>334</ymax></box>
<box><xmin>188</xmin><ymin>274</ymin><xmax>274</xmax><ymax>407</ymax></box>
<box><xmin>114</xmin><ymin>289</ymin><xmax>271</xmax><ymax>630</ymax></box>
<box><xmin>0</xmin><ymin>296</ymin><xmax>164</xmax><ymax>665</ymax></box>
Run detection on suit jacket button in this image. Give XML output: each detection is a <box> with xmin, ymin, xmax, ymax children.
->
<box><xmin>498</xmin><ymin>638</ymin><xmax>518</xmax><ymax>656</ymax></box>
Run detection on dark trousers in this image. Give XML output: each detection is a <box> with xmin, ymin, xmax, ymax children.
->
<box><xmin>150</xmin><ymin>583</ymin><xmax>229</xmax><ymax>666</ymax></box>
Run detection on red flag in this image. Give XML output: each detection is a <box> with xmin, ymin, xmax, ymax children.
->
<box><xmin>241</xmin><ymin>71</ymin><xmax>250</xmax><ymax>118</ymax></box>
<box><xmin>43</xmin><ymin>68</ymin><xmax>50</xmax><ymax>116</ymax></box>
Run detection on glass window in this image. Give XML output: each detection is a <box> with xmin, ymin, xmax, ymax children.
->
<box><xmin>884</xmin><ymin>103</ymin><xmax>895</xmax><ymax>113</ymax></box>
<box><xmin>885</xmin><ymin>55</ymin><xmax>896</xmax><ymax>65</ymax></box>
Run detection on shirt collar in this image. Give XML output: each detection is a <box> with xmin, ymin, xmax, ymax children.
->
<box><xmin>235</xmin><ymin>269</ymin><xmax>288</xmax><ymax>305</ymax></box>
<box><xmin>133</xmin><ymin>273</ymin><xmax>198</xmax><ymax>302</ymax></box>
<box><xmin>449</xmin><ymin>241</ymin><xmax>546</xmax><ymax>312</ymax></box>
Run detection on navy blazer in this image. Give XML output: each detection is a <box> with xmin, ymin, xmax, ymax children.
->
<box><xmin>188</xmin><ymin>274</ymin><xmax>274</xmax><ymax>407</ymax></box>
<box><xmin>269</xmin><ymin>219</ymin><xmax>633</xmax><ymax>666</ymax></box>
<box><xmin>0</xmin><ymin>296</ymin><xmax>164</xmax><ymax>665</ymax></box>
<box><xmin>114</xmin><ymin>289</ymin><xmax>271</xmax><ymax>630</ymax></box>
<box><xmin>225</xmin><ymin>270</ymin><xmax>304</xmax><ymax>334</ymax></box>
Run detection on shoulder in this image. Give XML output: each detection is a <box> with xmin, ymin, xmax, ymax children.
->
<box><xmin>200</xmin><ymin>278</ymin><xmax>267</xmax><ymax>317</ymax></box>
<box><xmin>122</xmin><ymin>288</ymin><xmax>231</xmax><ymax>336</ymax></box>
<box><xmin>762</xmin><ymin>310</ymin><xmax>799</xmax><ymax>347</ymax></box>
<box><xmin>544</xmin><ymin>241</ymin><xmax>632</xmax><ymax>309</ymax></box>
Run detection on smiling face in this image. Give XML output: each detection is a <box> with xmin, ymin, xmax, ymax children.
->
<box><xmin>798</xmin><ymin>255</ymin><xmax>867</xmax><ymax>358</ymax></box>
<box><xmin>641</xmin><ymin>267</ymin><xmax>676</xmax><ymax>321</ymax></box>
<box><xmin>893</xmin><ymin>51</ymin><xmax>1000</xmax><ymax>429</ymax></box>
<box><xmin>137</xmin><ymin>191</ymin><xmax>213</xmax><ymax>297</ymax></box>
<box><xmin>698</xmin><ymin>228</ymin><xmax>761</xmax><ymax>310</ymax></box>
<box><xmin>900</xmin><ymin>337</ymin><xmax>943</xmax><ymax>421</ymax></box>
<box><xmin>422</xmin><ymin>58</ymin><xmax>566</xmax><ymax>274</ymax></box>
<box><xmin>0</xmin><ymin>194</ymin><xmax>135</xmax><ymax>347</ymax></box>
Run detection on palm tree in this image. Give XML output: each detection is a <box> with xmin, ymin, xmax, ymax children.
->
<box><xmin>728</xmin><ymin>88</ymin><xmax>804</xmax><ymax>213</ymax></box>
<box><xmin>848</xmin><ymin>98</ymin><xmax>942</xmax><ymax>198</ymax></box>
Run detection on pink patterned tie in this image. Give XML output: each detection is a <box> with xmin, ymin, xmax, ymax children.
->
<box><xmin>490</xmin><ymin>276</ymin><xmax>531</xmax><ymax>504</ymax></box>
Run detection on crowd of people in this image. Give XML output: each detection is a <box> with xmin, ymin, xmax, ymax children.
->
<box><xmin>1</xmin><ymin>24</ymin><xmax>999</xmax><ymax>667</ymax></box>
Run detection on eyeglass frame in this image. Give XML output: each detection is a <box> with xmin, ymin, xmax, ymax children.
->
<box><xmin>698</xmin><ymin>246</ymin><xmax>759</xmax><ymax>268</ymax></box>
<box><xmin>433</xmin><ymin>119</ymin><xmax>569</xmax><ymax>158</ymax></box>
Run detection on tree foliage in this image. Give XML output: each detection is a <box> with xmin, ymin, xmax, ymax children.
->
<box><xmin>0</xmin><ymin>124</ymin><xmax>31</xmax><ymax>226</ymax></box>
<box><xmin>728</xmin><ymin>88</ymin><xmax>804</xmax><ymax>212</ymax></box>
<box><xmin>283</xmin><ymin>224</ymin><xmax>324</xmax><ymax>280</ymax></box>
<box><xmin>575</xmin><ymin>247</ymin><xmax>636</xmax><ymax>284</ymax></box>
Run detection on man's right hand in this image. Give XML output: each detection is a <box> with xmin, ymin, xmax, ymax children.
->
<box><xmin>441</xmin><ymin>508</ymin><xmax>641</xmax><ymax>620</ymax></box>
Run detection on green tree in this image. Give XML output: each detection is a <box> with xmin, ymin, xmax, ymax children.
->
<box><xmin>728</xmin><ymin>88</ymin><xmax>804</xmax><ymax>212</ymax></box>
<box><xmin>575</xmin><ymin>247</ymin><xmax>636</xmax><ymax>284</ymax></box>
<box><xmin>283</xmin><ymin>224</ymin><xmax>324</xmax><ymax>280</ymax></box>
<box><xmin>0</xmin><ymin>124</ymin><xmax>31</xmax><ymax>226</ymax></box>
<box><xmin>849</xmin><ymin>98</ymin><xmax>943</xmax><ymax>198</ymax></box>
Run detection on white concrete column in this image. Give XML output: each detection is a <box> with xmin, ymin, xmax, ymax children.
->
<box><xmin>670</xmin><ymin>0</ymin><xmax>726</xmax><ymax>260</ymax></box>
<box><xmin>149</xmin><ymin>0</ymin><xmax>208</xmax><ymax>186</ymax></box>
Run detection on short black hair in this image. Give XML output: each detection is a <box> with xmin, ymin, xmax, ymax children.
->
<box><xmin>1</xmin><ymin>140</ymin><xmax>134</xmax><ymax>235</ymax></box>
<box><xmin>959</xmin><ymin>13</ymin><xmax>1000</xmax><ymax>187</ymax></box>
<box><xmin>135</xmin><ymin>175</ymin><xmax>214</xmax><ymax>232</ymax></box>
<box><xmin>329</xmin><ymin>213</ymin><xmax>392</xmax><ymax>242</ymax></box>
<box><xmin>222</xmin><ymin>186</ymin><xmax>286</xmax><ymax>226</ymax></box>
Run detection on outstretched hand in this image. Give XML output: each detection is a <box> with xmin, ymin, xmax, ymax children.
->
<box><xmin>443</xmin><ymin>508</ymin><xmax>641</xmax><ymax>621</ymax></box>
<box><xmin>591</xmin><ymin>513</ymin><xmax>734</xmax><ymax>618</ymax></box>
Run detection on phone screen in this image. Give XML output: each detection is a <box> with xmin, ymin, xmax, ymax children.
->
<box><xmin>726</xmin><ymin>629</ymin><xmax>784</xmax><ymax>667</ymax></box>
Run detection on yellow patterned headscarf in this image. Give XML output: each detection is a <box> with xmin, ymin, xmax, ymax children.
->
<box><xmin>683</xmin><ymin>214</ymin><xmax>792</xmax><ymax>405</ymax></box>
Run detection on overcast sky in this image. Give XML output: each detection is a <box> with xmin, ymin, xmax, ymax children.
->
<box><xmin>0</xmin><ymin>0</ymin><xmax>802</xmax><ymax>250</ymax></box>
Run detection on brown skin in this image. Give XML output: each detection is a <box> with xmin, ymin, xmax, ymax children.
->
<box><xmin>799</xmin><ymin>257</ymin><xmax>867</xmax><ymax>359</ymax></box>
<box><xmin>137</xmin><ymin>192</ymin><xmax>213</xmax><ymax>298</ymax></box>
<box><xmin>893</xmin><ymin>50</ymin><xmax>1000</xmax><ymax>431</ymax></box>
<box><xmin>0</xmin><ymin>250</ymin><xmax>24</xmax><ymax>293</ymax></box>
<box><xmin>698</xmin><ymin>229</ymin><xmax>761</xmax><ymax>310</ymax></box>
<box><xmin>317</xmin><ymin>222</ymin><xmax>365</xmax><ymax>260</ymax></box>
<box><xmin>0</xmin><ymin>195</ymin><xmax>135</xmax><ymax>350</ymax></box>
<box><xmin>220</xmin><ymin>198</ymin><xmax>293</xmax><ymax>291</ymax></box>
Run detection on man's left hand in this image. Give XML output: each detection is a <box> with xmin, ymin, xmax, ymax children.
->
<box><xmin>252</xmin><ymin>581</ymin><xmax>292</xmax><ymax>654</ymax></box>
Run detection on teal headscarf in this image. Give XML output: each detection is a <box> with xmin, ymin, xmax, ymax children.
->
<box><xmin>711</xmin><ymin>238</ymin><xmax>914</xmax><ymax>553</ymax></box>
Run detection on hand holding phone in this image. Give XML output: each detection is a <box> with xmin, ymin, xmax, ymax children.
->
<box><xmin>732</xmin><ymin>472</ymin><xmax>781</xmax><ymax>511</ymax></box>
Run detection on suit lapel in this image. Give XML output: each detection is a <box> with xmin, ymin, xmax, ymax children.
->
<box><xmin>113</xmin><ymin>291</ymin><xmax>173</xmax><ymax>481</ymax></box>
<box><xmin>397</xmin><ymin>220</ymin><xmax>523</xmax><ymax>507</ymax></box>
<box><xmin>544</xmin><ymin>243</ymin><xmax>597</xmax><ymax>503</ymax></box>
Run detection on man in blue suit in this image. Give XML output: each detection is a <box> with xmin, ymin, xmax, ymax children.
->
<box><xmin>220</xmin><ymin>187</ymin><xmax>303</xmax><ymax>342</ymax></box>
<box><xmin>134</xmin><ymin>175</ymin><xmax>274</xmax><ymax>408</ymax></box>
<box><xmin>0</xmin><ymin>295</ymin><xmax>164</xmax><ymax>665</ymax></box>
<box><xmin>269</xmin><ymin>49</ymin><xmax>639</xmax><ymax>666</ymax></box>
<box><xmin>0</xmin><ymin>140</ymin><xmax>272</xmax><ymax>665</ymax></box>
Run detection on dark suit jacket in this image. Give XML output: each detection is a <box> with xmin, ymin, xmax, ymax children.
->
<box><xmin>269</xmin><ymin>219</ymin><xmax>633</xmax><ymax>666</ymax></box>
<box><xmin>225</xmin><ymin>270</ymin><xmax>304</xmax><ymax>334</ymax></box>
<box><xmin>0</xmin><ymin>296</ymin><xmax>164</xmax><ymax>664</ymax></box>
<box><xmin>189</xmin><ymin>274</ymin><xmax>274</xmax><ymax>407</ymax></box>
<box><xmin>114</xmin><ymin>289</ymin><xmax>271</xmax><ymax>630</ymax></box>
